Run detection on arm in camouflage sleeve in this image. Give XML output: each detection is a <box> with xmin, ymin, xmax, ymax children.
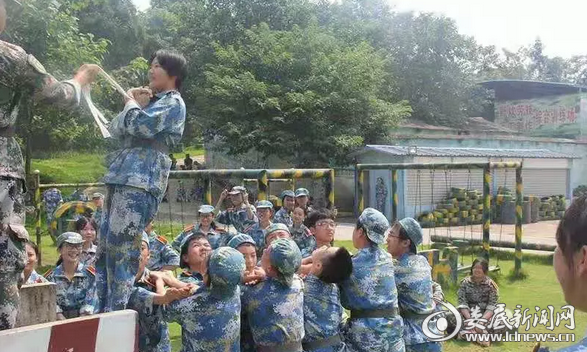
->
<box><xmin>160</xmin><ymin>244</ymin><xmax>180</xmax><ymax>270</ymax></box>
<box><xmin>24</xmin><ymin>55</ymin><xmax>82</xmax><ymax>109</ymax></box>
<box><xmin>109</xmin><ymin>96</ymin><xmax>183</xmax><ymax>139</ymax></box>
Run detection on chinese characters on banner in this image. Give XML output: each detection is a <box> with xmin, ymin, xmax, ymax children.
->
<box><xmin>495</xmin><ymin>94</ymin><xmax>580</xmax><ymax>131</ymax></box>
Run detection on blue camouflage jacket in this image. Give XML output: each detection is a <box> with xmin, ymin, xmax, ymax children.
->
<box><xmin>273</xmin><ymin>208</ymin><xmax>293</xmax><ymax>227</ymax></box>
<box><xmin>303</xmin><ymin>275</ymin><xmax>346</xmax><ymax>352</ymax></box>
<box><xmin>146</xmin><ymin>232</ymin><xmax>180</xmax><ymax>271</ymax></box>
<box><xmin>46</xmin><ymin>263</ymin><xmax>97</xmax><ymax>316</ymax></box>
<box><xmin>338</xmin><ymin>245</ymin><xmax>404</xmax><ymax>352</ymax></box>
<box><xmin>242</xmin><ymin>276</ymin><xmax>305</xmax><ymax>349</ymax></box>
<box><xmin>127</xmin><ymin>268</ymin><xmax>171</xmax><ymax>352</ymax></box>
<box><xmin>215</xmin><ymin>205</ymin><xmax>257</xmax><ymax>233</ymax></box>
<box><xmin>103</xmin><ymin>90</ymin><xmax>186</xmax><ymax>201</ymax></box>
<box><xmin>164</xmin><ymin>285</ymin><xmax>241</xmax><ymax>352</ymax></box>
<box><xmin>394</xmin><ymin>252</ymin><xmax>437</xmax><ymax>346</ymax></box>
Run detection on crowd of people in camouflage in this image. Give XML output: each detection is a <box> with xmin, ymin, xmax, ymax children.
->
<box><xmin>2</xmin><ymin>0</ymin><xmax>587</xmax><ymax>351</ymax></box>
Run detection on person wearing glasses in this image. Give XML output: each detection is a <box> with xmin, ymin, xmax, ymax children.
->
<box><xmin>46</xmin><ymin>232</ymin><xmax>98</xmax><ymax>320</ymax></box>
<box><xmin>339</xmin><ymin>208</ymin><xmax>404</xmax><ymax>352</ymax></box>
<box><xmin>387</xmin><ymin>218</ymin><xmax>441</xmax><ymax>352</ymax></box>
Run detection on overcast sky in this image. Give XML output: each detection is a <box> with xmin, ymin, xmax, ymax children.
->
<box><xmin>131</xmin><ymin>0</ymin><xmax>586</xmax><ymax>58</ymax></box>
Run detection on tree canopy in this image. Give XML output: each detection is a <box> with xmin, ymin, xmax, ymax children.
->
<box><xmin>5</xmin><ymin>0</ymin><xmax>587</xmax><ymax>166</ymax></box>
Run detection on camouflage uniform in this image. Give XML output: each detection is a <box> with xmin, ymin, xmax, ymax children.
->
<box><xmin>96</xmin><ymin>90</ymin><xmax>186</xmax><ymax>312</ymax></box>
<box><xmin>215</xmin><ymin>205</ymin><xmax>257</xmax><ymax>233</ymax></box>
<box><xmin>173</xmin><ymin>224</ymin><xmax>228</xmax><ymax>252</ymax></box>
<box><xmin>303</xmin><ymin>275</ymin><xmax>347</xmax><ymax>352</ymax></box>
<box><xmin>339</xmin><ymin>208</ymin><xmax>404</xmax><ymax>352</ymax></box>
<box><xmin>46</xmin><ymin>262</ymin><xmax>98</xmax><ymax>319</ymax></box>
<box><xmin>290</xmin><ymin>223</ymin><xmax>316</xmax><ymax>258</ymax></box>
<box><xmin>393</xmin><ymin>218</ymin><xmax>441</xmax><ymax>352</ymax></box>
<box><xmin>244</xmin><ymin>222</ymin><xmax>271</xmax><ymax>257</ymax></box>
<box><xmin>395</xmin><ymin>253</ymin><xmax>441</xmax><ymax>352</ymax></box>
<box><xmin>164</xmin><ymin>247</ymin><xmax>245</xmax><ymax>352</ymax></box>
<box><xmin>80</xmin><ymin>244</ymin><xmax>98</xmax><ymax>267</ymax></box>
<box><xmin>146</xmin><ymin>232</ymin><xmax>180</xmax><ymax>271</ymax></box>
<box><xmin>273</xmin><ymin>207</ymin><xmax>293</xmax><ymax>227</ymax></box>
<box><xmin>42</xmin><ymin>188</ymin><xmax>63</xmax><ymax>226</ymax></box>
<box><xmin>242</xmin><ymin>239</ymin><xmax>304</xmax><ymax>351</ymax></box>
<box><xmin>0</xmin><ymin>40</ymin><xmax>81</xmax><ymax>330</ymax></box>
<box><xmin>127</xmin><ymin>268</ymin><xmax>171</xmax><ymax>352</ymax></box>
<box><xmin>25</xmin><ymin>269</ymin><xmax>48</xmax><ymax>285</ymax></box>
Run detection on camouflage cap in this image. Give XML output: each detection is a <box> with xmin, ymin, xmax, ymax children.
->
<box><xmin>227</xmin><ymin>233</ymin><xmax>256</xmax><ymax>249</ymax></box>
<box><xmin>255</xmin><ymin>200</ymin><xmax>274</xmax><ymax>209</ymax></box>
<box><xmin>56</xmin><ymin>231</ymin><xmax>84</xmax><ymax>248</ymax></box>
<box><xmin>398</xmin><ymin>217</ymin><xmax>423</xmax><ymax>253</ymax></box>
<box><xmin>295</xmin><ymin>188</ymin><xmax>310</xmax><ymax>197</ymax></box>
<box><xmin>358</xmin><ymin>208</ymin><xmax>390</xmax><ymax>244</ymax></box>
<box><xmin>280</xmin><ymin>190</ymin><xmax>295</xmax><ymax>200</ymax></box>
<box><xmin>92</xmin><ymin>192</ymin><xmax>104</xmax><ymax>199</ymax></box>
<box><xmin>208</xmin><ymin>247</ymin><xmax>245</xmax><ymax>293</ymax></box>
<box><xmin>264</xmin><ymin>223</ymin><xmax>290</xmax><ymax>244</ymax></box>
<box><xmin>229</xmin><ymin>186</ymin><xmax>247</xmax><ymax>195</ymax></box>
<box><xmin>198</xmin><ymin>204</ymin><xmax>215</xmax><ymax>214</ymax></box>
<box><xmin>268</xmin><ymin>238</ymin><xmax>301</xmax><ymax>286</ymax></box>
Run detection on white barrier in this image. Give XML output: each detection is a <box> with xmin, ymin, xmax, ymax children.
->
<box><xmin>0</xmin><ymin>310</ymin><xmax>138</xmax><ymax>352</ymax></box>
<box><xmin>16</xmin><ymin>282</ymin><xmax>57</xmax><ymax>327</ymax></box>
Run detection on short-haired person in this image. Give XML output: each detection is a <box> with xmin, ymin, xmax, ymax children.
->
<box><xmin>164</xmin><ymin>247</ymin><xmax>246</xmax><ymax>352</ymax></box>
<box><xmin>295</xmin><ymin>188</ymin><xmax>312</xmax><ymax>213</ymax></box>
<box><xmin>144</xmin><ymin>221</ymin><xmax>180</xmax><ymax>272</ymax></box>
<box><xmin>245</xmin><ymin>200</ymin><xmax>274</xmax><ymax>256</ymax></box>
<box><xmin>97</xmin><ymin>49</ymin><xmax>187</xmax><ymax>312</ymax></box>
<box><xmin>127</xmin><ymin>232</ymin><xmax>191</xmax><ymax>352</ymax></box>
<box><xmin>242</xmin><ymin>238</ymin><xmax>304</xmax><ymax>351</ymax></box>
<box><xmin>303</xmin><ymin>245</ymin><xmax>353</xmax><ymax>352</ymax></box>
<box><xmin>290</xmin><ymin>206</ymin><xmax>314</xmax><ymax>255</ymax></box>
<box><xmin>177</xmin><ymin>233</ymin><xmax>212</xmax><ymax>285</ymax></box>
<box><xmin>215</xmin><ymin>186</ymin><xmax>257</xmax><ymax>233</ymax></box>
<box><xmin>274</xmin><ymin>190</ymin><xmax>295</xmax><ymax>227</ymax></box>
<box><xmin>172</xmin><ymin>204</ymin><xmax>226</xmax><ymax>251</ymax></box>
<box><xmin>386</xmin><ymin>218</ymin><xmax>441</xmax><ymax>352</ymax></box>
<box><xmin>228</xmin><ymin>234</ymin><xmax>266</xmax><ymax>352</ymax></box>
<box><xmin>339</xmin><ymin>208</ymin><xmax>404</xmax><ymax>352</ymax></box>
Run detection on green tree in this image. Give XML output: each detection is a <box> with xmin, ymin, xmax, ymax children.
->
<box><xmin>71</xmin><ymin>0</ymin><xmax>146</xmax><ymax>69</ymax></box>
<box><xmin>200</xmin><ymin>23</ymin><xmax>411</xmax><ymax>166</ymax></box>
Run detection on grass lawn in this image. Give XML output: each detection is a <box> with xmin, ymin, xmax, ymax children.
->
<box><xmin>31</xmin><ymin>147</ymin><xmax>204</xmax><ymax>184</ymax></box>
<box><xmin>32</xmin><ymin>229</ymin><xmax>585</xmax><ymax>352</ymax></box>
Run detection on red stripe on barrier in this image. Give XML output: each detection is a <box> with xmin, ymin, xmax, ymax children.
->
<box><xmin>48</xmin><ymin>317</ymin><xmax>99</xmax><ymax>352</ymax></box>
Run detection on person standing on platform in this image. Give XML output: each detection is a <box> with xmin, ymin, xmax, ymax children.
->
<box><xmin>96</xmin><ymin>49</ymin><xmax>187</xmax><ymax>312</ymax></box>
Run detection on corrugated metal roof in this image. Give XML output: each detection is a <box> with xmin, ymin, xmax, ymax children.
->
<box><xmin>362</xmin><ymin>145</ymin><xmax>580</xmax><ymax>159</ymax></box>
